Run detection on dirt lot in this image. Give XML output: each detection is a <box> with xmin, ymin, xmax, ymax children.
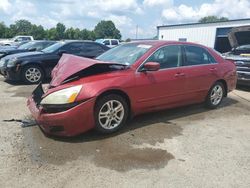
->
<box><xmin>0</xmin><ymin>76</ymin><xmax>250</xmax><ymax>188</ymax></box>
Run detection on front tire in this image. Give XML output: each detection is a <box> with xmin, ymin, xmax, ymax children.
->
<box><xmin>21</xmin><ymin>65</ymin><xmax>44</xmax><ymax>84</ymax></box>
<box><xmin>206</xmin><ymin>82</ymin><xmax>225</xmax><ymax>109</ymax></box>
<box><xmin>94</xmin><ymin>94</ymin><xmax>129</xmax><ymax>134</ymax></box>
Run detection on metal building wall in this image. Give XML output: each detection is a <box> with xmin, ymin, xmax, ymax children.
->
<box><xmin>158</xmin><ymin>20</ymin><xmax>250</xmax><ymax>48</ymax></box>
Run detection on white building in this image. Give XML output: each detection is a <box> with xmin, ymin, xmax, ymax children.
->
<box><xmin>157</xmin><ymin>18</ymin><xmax>250</xmax><ymax>53</ymax></box>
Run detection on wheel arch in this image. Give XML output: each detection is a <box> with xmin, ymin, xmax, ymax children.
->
<box><xmin>95</xmin><ymin>89</ymin><xmax>132</xmax><ymax>116</ymax></box>
<box><xmin>215</xmin><ymin>79</ymin><xmax>228</xmax><ymax>97</ymax></box>
<box><xmin>21</xmin><ymin>62</ymin><xmax>45</xmax><ymax>75</ymax></box>
<box><xmin>20</xmin><ymin>62</ymin><xmax>46</xmax><ymax>83</ymax></box>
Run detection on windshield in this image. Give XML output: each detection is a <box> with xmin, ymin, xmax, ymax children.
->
<box><xmin>95</xmin><ymin>39</ymin><xmax>103</xmax><ymax>43</ymax></box>
<box><xmin>41</xmin><ymin>42</ymin><xmax>64</xmax><ymax>53</ymax></box>
<box><xmin>96</xmin><ymin>43</ymin><xmax>152</xmax><ymax>65</ymax></box>
<box><xmin>17</xmin><ymin>41</ymin><xmax>36</xmax><ymax>50</ymax></box>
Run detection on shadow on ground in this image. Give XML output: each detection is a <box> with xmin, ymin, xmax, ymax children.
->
<box><xmin>19</xmin><ymin>97</ymin><xmax>238</xmax><ymax>171</ymax></box>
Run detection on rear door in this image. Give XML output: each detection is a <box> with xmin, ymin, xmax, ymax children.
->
<box><xmin>181</xmin><ymin>45</ymin><xmax>219</xmax><ymax>101</ymax></box>
<box><xmin>134</xmin><ymin>45</ymin><xmax>188</xmax><ymax>111</ymax></box>
<box><xmin>61</xmin><ymin>42</ymin><xmax>84</xmax><ymax>57</ymax></box>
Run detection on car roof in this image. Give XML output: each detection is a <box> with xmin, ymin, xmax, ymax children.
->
<box><xmin>129</xmin><ymin>40</ymin><xmax>208</xmax><ymax>49</ymax></box>
<box><xmin>29</xmin><ymin>40</ymin><xmax>56</xmax><ymax>43</ymax></box>
<box><xmin>60</xmin><ymin>40</ymin><xmax>94</xmax><ymax>43</ymax></box>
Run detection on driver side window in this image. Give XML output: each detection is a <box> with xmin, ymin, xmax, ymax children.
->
<box><xmin>146</xmin><ymin>45</ymin><xmax>182</xmax><ymax>69</ymax></box>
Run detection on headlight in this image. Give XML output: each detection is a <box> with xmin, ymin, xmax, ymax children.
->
<box><xmin>0</xmin><ymin>59</ymin><xmax>5</xmax><ymax>67</ymax></box>
<box><xmin>7</xmin><ymin>57</ymin><xmax>18</xmax><ymax>67</ymax></box>
<box><xmin>40</xmin><ymin>85</ymin><xmax>82</xmax><ymax>105</ymax></box>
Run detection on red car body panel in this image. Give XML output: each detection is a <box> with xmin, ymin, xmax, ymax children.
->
<box><xmin>27</xmin><ymin>41</ymin><xmax>237</xmax><ymax>136</ymax></box>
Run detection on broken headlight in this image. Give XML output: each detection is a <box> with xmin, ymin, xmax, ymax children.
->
<box><xmin>40</xmin><ymin>85</ymin><xmax>82</xmax><ymax>105</ymax></box>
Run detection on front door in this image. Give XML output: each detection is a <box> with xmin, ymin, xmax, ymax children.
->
<box><xmin>134</xmin><ymin>45</ymin><xmax>187</xmax><ymax>111</ymax></box>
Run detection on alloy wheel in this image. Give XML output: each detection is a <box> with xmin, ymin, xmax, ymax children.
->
<box><xmin>98</xmin><ymin>100</ymin><xmax>125</xmax><ymax>130</ymax></box>
<box><xmin>210</xmin><ymin>85</ymin><xmax>223</xmax><ymax>105</ymax></box>
<box><xmin>25</xmin><ymin>67</ymin><xmax>42</xmax><ymax>83</ymax></box>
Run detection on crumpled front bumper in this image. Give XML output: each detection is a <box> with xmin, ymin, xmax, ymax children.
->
<box><xmin>27</xmin><ymin>96</ymin><xmax>96</xmax><ymax>137</ymax></box>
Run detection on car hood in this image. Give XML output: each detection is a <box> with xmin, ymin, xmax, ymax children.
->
<box><xmin>50</xmin><ymin>54</ymin><xmax>127</xmax><ymax>87</ymax></box>
<box><xmin>228</xmin><ymin>25</ymin><xmax>250</xmax><ymax>48</ymax></box>
<box><xmin>2</xmin><ymin>51</ymin><xmax>48</xmax><ymax>61</ymax></box>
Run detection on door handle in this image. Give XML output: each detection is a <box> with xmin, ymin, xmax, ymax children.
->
<box><xmin>175</xmin><ymin>72</ymin><xmax>185</xmax><ymax>77</ymax></box>
<box><xmin>209</xmin><ymin>67</ymin><xmax>217</xmax><ymax>71</ymax></box>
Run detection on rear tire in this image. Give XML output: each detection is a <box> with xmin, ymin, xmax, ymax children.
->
<box><xmin>94</xmin><ymin>94</ymin><xmax>129</xmax><ymax>134</ymax></box>
<box><xmin>206</xmin><ymin>82</ymin><xmax>225</xmax><ymax>109</ymax></box>
<box><xmin>21</xmin><ymin>65</ymin><xmax>44</xmax><ymax>84</ymax></box>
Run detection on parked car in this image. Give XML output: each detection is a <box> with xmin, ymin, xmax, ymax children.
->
<box><xmin>0</xmin><ymin>35</ymin><xmax>34</xmax><ymax>46</ymax></box>
<box><xmin>95</xmin><ymin>39</ymin><xmax>119</xmax><ymax>48</ymax></box>
<box><xmin>0</xmin><ymin>40</ymin><xmax>56</xmax><ymax>59</ymax></box>
<box><xmin>223</xmin><ymin>26</ymin><xmax>250</xmax><ymax>86</ymax></box>
<box><xmin>0</xmin><ymin>41</ymin><xmax>29</xmax><ymax>50</ymax></box>
<box><xmin>27</xmin><ymin>41</ymin><xmax>237</xmax><ymax>137</ymax></box>
<box><xmin>0</xmin><ymin>41</ymin><xmax>109</xmax><ymax>84</ymax></box>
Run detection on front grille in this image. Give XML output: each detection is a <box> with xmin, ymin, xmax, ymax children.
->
<box><xmin>236</xmin><ymin>61</ymin><xmax>250</xmax><ymax>81</ymax></box>
<box><xmin>237</xmin><ymin>72</ymin><xmax>250</xmax><ymax>80</ymax></box>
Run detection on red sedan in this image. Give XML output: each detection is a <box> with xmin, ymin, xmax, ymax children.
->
<box><xmin>27</xmin><ymin>41</ymin><xmax>237</xmax><ymax>136</ymax></box>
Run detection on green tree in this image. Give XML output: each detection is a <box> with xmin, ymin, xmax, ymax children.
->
<box><xmin>199</xmin><ymin>16</ymin><xmax>228</xmax><ymax>23</ymax></box>
<box><xmin>0</xmin><ymin>22</ymin><xmax>6</xmax><ymax>38</ymax></box>
<box><xmin>0</xmin><ymin>19</ymin><xmax>122</xmax><ymax>41</ymax></box>
<box><xmin>88</xmin><ymin>31</ymin><xmax>96</xmax><ymax>40</ymax></box>
<box><xmin>80</xmin><ymin>29</ymin><xmax>90</xmax><ymax>40</ymax></box>
<box><xmin>73</xmin><ymin>28</ymin><xmax>81</xmax><ymax>39</ymax></box>
<box><xmin>46</xmin><ymin>28</ymin><xmax>57</xmax><ymax>40</ymax></box>
<box><xmin>94</xmin><ymin>20</ymin><xmax>121</xmax><ymax>39</ymax></box>
<box><xmin>55</xmin><ymin>23</ymin><xmax>66</xmax><ymax>40</ymax></box>
<box><xmin>125</xmin><ymin>38</ymin><xmax>131</xmax><ymax>42</ymax></box>
<box><xmin>13</xmin><ymin>19</ymin><xmax>33</xmax><ymax>35</ymax></box>
<box><xmin>65</xmin><ymin>27</ymin><xmax>75</xmax><ymax>39</ymax></box>
<box><xmin>31</xmin><ymin>25</ymin><xmax>45</xmax><ymax>40</ymax></box>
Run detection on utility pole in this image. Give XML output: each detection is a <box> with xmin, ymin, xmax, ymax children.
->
<box><xmin>135</xmin><ymin>24</ymin><xmax>138</xmax><ymax>39</ymax></box>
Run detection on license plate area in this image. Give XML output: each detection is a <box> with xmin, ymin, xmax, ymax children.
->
<box><xmin>32</xmin><ymin>83</ymin><xmax>44</xmax><ymax>105</ymax></box>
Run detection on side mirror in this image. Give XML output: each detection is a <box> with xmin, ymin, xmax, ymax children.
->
<box><xmin>141</xmin><ymin>62</ymin><xmax>160</xmax><ymax>72</ymax></box>
<box><xmin>57</xmin><ymin>50</ymin><xmax>67</xmax><ymax>56</ymax></box>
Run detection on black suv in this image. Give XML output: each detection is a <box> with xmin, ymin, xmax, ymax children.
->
<box><xmin>0</xmin><ymin>41</ymin><xmax>109</xmax><ymax>84</ymax></box>
<box><xmin>0</xmin><ymin>41</ymin><xmax>56</xmax><ymax>59</ymax></box>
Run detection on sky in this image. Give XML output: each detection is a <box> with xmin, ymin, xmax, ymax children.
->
<box><xmin>0</xmin><ymin>0</ymin><xmax>250</xmax><ymax>39</ymax></box>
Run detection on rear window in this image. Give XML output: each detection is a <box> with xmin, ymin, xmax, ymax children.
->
<box><xmin>184</xmin><ymin>45</ymin><xmax>216</xmax><ymax>66</ymax></box>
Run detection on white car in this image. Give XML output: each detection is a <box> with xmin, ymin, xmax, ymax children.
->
<box><xmin>0</xmin><ymin>36</ymin><xmax>34</xmax><ymax>46</ymax></box>
<box><xmin>95</xmin><ymin>39</ymin><xmax>119</xmax><ymax>48</ymax></box>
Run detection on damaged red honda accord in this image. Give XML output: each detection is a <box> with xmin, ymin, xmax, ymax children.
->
<box><xmin>27</xmin><ymin>41</ymin><xmax>237</xmax><ymax>136</ymax></box>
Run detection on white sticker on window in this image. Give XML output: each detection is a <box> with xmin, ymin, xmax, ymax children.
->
<box><xmin>137</xmin><ymin>44</ymin><xmax>152</xmax><ymax>49</ymax></box>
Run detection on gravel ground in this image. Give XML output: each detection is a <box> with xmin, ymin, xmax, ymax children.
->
<box><xmin>0</xmin><ymin>76</ymin><xmax>250</xmax><ymax>188</ymax></box>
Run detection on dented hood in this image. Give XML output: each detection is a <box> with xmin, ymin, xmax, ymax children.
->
<box><xmin>228</xmin><ymin>25</ymin><xmax>250</xmax><ymax>48</ymax></box>
<box><xmin>50</xmin><ymin>54</ymin><xmax>126</xmax><ymax>87</ymax></box>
